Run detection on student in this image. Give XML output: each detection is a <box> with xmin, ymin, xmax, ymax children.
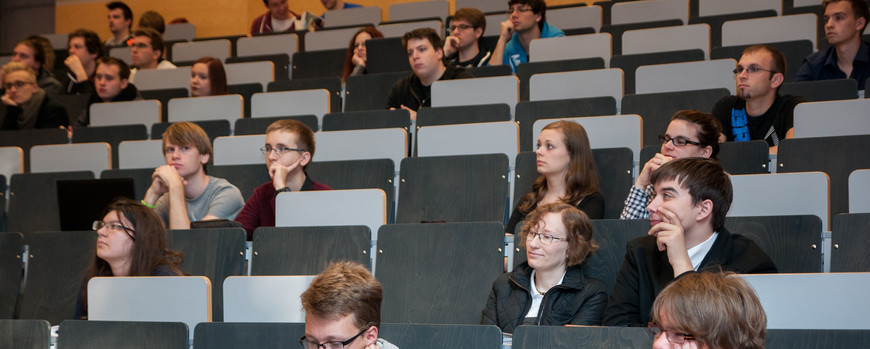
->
<box><xmin>482</xmin><ymin>203</ymin><xmax>606</xmax><ymax>334</ymax></box>
<box><xmin>711</xmin><ymin>45</ymin><xmax>804</xmax><ymax>154</ymax></box>
<box><xmin>65</xmin><ymin>29</ymin><xmax>104</xmax><ymax>94</ymax></box>
<box><xmin>444</xmin><ymin>8</ymin><xmax>493</xmax><ymax>68</ymax></box>
<box><xmin>386</xmin><ymin>28</ymin><xmax>473</xmax><ymax>120</ymax></box>
<box><xmin>621</xmin><ymin>111</ymin><xmax>722</xmax><ymax>220</ymax></box>
<box><xmin>77</xmin><ymin>56</ymin><xmax>142</xmax><ymax>126</ymax></box>
<box><xmin>0</xmin><ymin>62</ymin><xmax>69</xmax><ymax>130</ymax></box>
<box><xmin>490</xmin><ymin>0</ymin><xmax>564</xmax><ymax>72</ymax></box>
<box><xmin>142</xmin><ymin>122</ymin><xmax>244</xmax><ymax>229</ymax></box>
<box><xmin>342</xmin><ymin>27</ymin><xmax>384</xmax><ymax>82</ymax></box>
<box><xmin>235</xmin><ymin>119</ymin><xmax>330</xmax><ymax>239</ymax></box>
<box><xmin>105</xmin><ymin>1</ymin><xmax>134</xmax><ymax>49</ymax></box>
<box><xmin>507</xmin><ymin>120</ymin><xmax>604</xmax><ymax>235</ymax></box>
<box><xmin>795</xmin><ymin>0</ymin><xmax>870</xmax><ymax>90</ymax></box>
<box><xmin>603</xmin><ymin>158</ymin><xmax>776</xmax><ymax>327</ymax></box>
<box><xmin>650</xmin><ymin>272</ymin><xmax>766</xmax><ymax>349</ymax></box>
<box><xmin>128</xmin><ymin>28</ymin><xmax>176</xmax><ymax>83</ymax></box>
<box><xmin>190</xmin><ymin>57</ymin><xmax>227</xmax><ymax>97</ymax></box>
<box><xmin>0</xmin><ymin>37</ymin><xmax>63</xmax><ymax>96</ymax></box>
<box><xmin>300</xmin><ymin>262</ymin><xmax>399</xmax><ymax>349</ymax></box>
<box><xmin>251</xmin><ymin>0</ymin><xmax>303</xmax><ymax>35</ymax></box>
<box><xmin>75</xmin><ymin>198</ymin><xmax>184</xmax><ymax>319</ymax></box>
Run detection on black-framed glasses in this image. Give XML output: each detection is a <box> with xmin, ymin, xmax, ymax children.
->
<box><xmin>260</xmin><ymin>146</ymin><xmax>305</xmax><ymax>156</ymax></box>
<box><xmin>450</xmin><ymin>24</ymin><xmax>475</xmax><ymax>31</ymax></box>
<box><xmin>527</xmin><ymin>231</ymin><xmax>567</xmax><ymax>245</ymax></box>
<box><xmin>732</xmin><ymin>65</ymin><xmax>776</xmax><ymax>76</ymax></box>
<box><xmin>3</xmin><ymin>80</ymin><xmax>32</xmax><ymax>90</ymax></box>
<box><xmin>92</xmin><ymin>220</ymin><xmax>136</xmax><ymax>241</ymax></box>
<box><xmin>659</xmin><ymin>134</ymin><xmax>703</xmax><ymax>147</ymax></box>
<box><xmin>508</xmin><ymin>6</ymin><xmax>533</xmax><ymax>14</ymax></box>
<box><xmin>648</xmin><ymin>322</ymin><xmax>696</xmax><ymax>344</ymax></box>
<box><xmin>299</xmin><ymin>327</ymin><xmax>368</xmax><ymax>349</ymax></box>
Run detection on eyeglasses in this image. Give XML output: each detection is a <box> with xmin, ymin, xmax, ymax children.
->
<box><xmin>732</xmin><ymin>65</ymin><xmax>776</xmax><ymax>76</ymax></box>
<box><xmin>648</xmin><ymin>322</ymin><xmax>696</xmax><ymax>344</ymax></box>
<box><xmin>508</xmin><ymin>6</ymin><xmax>533</xmax><ymax>14</ymax></box>
<box><xmin>3</xmin><ymin>80</ymin><xmax>33</xmax><ymax>90</ymax></box>
<box><xmin>659</xmin><ymin>134</ymin><xmax>703</xmax><ymax>147</ymax></box>
<box><xmin>131</xmin><ymin>43</ymin><xmax>151</xmax><ymax>49</ymax></box>
<box><xmin>299</xmin><ymin>327</ymin><xmax>368</xmax><ymax>349</ymax></box>
<box><xmin>450</xmin><ymin>24</ymin><xmax>475</xmax><ymax>31</ymax></box>
<box><xmin>527</xmin><ymin>231</ymin><xmax>567</xmax><ymax>245</ymax></box>
<box><xmin>260</xmin><ymin>146</ymin><xmax>305</xmax><ymax>156</ymax></box>
<box><xmin>92</xmin><ymin>220</ymin><xmax>136</xmax><ymax>241</ymax></box>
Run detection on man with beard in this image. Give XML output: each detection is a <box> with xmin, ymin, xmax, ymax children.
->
<box><xmin>711</xmin><ymin>45</ymin><xmax>804</xmax><ymax>154</ymax></box>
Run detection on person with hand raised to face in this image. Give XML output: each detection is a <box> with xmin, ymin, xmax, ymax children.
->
<box><xmin>603</xmin><ymin>157</ymin><xmax>776</xmax><ymax>327</ymax></box>
<box><xmin>235</xmin><ymin>119</ymin><xmax>331</xmax><ymax>239</ymax></box>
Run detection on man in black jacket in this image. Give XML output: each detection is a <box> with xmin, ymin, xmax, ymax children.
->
<box><xmin>386</xmin><ymin>28</ymin><xmax>473</xmax><ymax>120</ymax></box>
<box><xmin>76</xmin><ymin>56</ymin><xmax>142</xmax><ymax>126</ymax></box>
<box><xmin>603</xmin><ymin>158</ymin><xmax>777</xmax><ymax>327</ymax></box>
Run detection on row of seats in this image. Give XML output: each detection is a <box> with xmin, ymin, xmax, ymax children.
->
<box><xmin>6</xmin><ymin>318</ymin><xmax>868</xmax><ymax>349</ymax></box>
<box><xmin>3</xmin><ymin>215</ymin><xmax>870</xmax><ymax>326</ymax></box>
<box><xmin>3</xmin><ymin>130</ymin><xmax>870</xmax><ymax>232</ymax></box>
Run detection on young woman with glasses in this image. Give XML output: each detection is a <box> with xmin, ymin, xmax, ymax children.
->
<box><xmin>621</xmin><ymin>110</ymin><xmax>723</xmax><ymax>220</ymax></box>
<box><xmin>482</xmin><ymin>202</ymin><xmax>606</xmax><ymax>334</ymax></box>
<box><xmin>74</xmin><ymin>198</ymin><xmax>184</xmax><ymax>319</ymax></box>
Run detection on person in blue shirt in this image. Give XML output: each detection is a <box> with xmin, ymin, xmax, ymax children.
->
<box><xmin>321</xmin><ymin>0</ymin><xmax>361</xmax><ymax>11</ymax></box>
<box><xmin>794</xmin><ymin>0</ymin><xmax>870</xmax><ymax>90</ymax></box>
<box><xmin>490</xmin><ymin>0</ymin><xmax>564</xmax><ymax>72</ymax></box>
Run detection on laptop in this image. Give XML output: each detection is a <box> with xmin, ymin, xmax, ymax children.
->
<box><xmin>56</xmin><ymin>178</ymin><xmax>136</xmax><ymax>231</ymax></box>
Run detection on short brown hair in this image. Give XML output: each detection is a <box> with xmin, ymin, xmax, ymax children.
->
<box><xmin>162</xmin><ymin>121</ymin><xmax>213</xmax><ymax>172</ymax></box>
<box><xmin>652</xmin><ymin>272</ymin><xmax>766</xmax><ymax>349</ymax></box>
<box><xmin>266</xmin><ymin>119</ymin><xmax>316</xmax><ymax>168</ymax></box>
<box><xmin>133</xmin><ymin>27</ymin><xmax>165</xmax><ymax>56</ymax></box>
<box><xmin>69</xmin><ymin>29</ymin><xmax>105</xmax><ymax>58</ymax></box>
<box><xmin>139</xmin><ymin>10</ymin><xmax>166</xmax><ymax>34</ymax></box>
<box><xmin>452</xmin><ymin>8</ymin><xmax>487</xmax><ymax>33</ymax></box>
<box><xmin>509</xmin><ymin>0</ymin><xmax>548</xmax><ymax>30</ymax></box>
<box><xmin>16</xmin><ymin>38</ymin><xmax>48</xmax><ymax>71</ymax></box>
<box><xmin>402</xmin><ymin>28</ymin><xmax>442</xmax><ymax>51</ymax></box>
<box><xmin>96</xmin><ymin>56</ymin><xmax>131</xmax><ymax>80</ymax></box>
<box><xmin>649</xmin><ymin>157</ymin><xmax>732</xmax><ymax>231</ymax></box>
<box><xmin>520</xmin><ymin>202</ymin><xmax>598</xmax><ymax>266</ymax></box>
<box><xmin>742</xmin><ymin>45</ymin><xmax>786</xmax><ymax>77</ymax></box>
<box><xmin>301</xmin><ymin>261</ymin><xmax>382</xmax><ymax>329</ymax></box>
<box><xmin>824</xmin><ymin>0</ymin><xmax>870</xmax><ymax>34</ymax></box>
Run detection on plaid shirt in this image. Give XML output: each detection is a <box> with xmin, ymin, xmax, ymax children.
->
<box><xmin>620</xmin><ymin>185</ymin><xmax>653</xmax><ymax>220</ymax></box>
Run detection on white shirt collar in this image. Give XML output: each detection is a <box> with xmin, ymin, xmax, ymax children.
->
<box><xmin>687</xmin><ymin>232</ymin><xmax>719</xmax><ymax>271</ymax></box>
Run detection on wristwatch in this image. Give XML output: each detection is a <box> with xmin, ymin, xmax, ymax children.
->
<box><xmin>274</xmin><ymin>186</ymin><xmax>292</xmax><ymax>196</ymax></box>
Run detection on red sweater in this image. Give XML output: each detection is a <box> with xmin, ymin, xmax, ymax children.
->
<box><xmin>235</xmin><ymin>177</ymin><xmax>330</xmax><ymax>239</ymax></box>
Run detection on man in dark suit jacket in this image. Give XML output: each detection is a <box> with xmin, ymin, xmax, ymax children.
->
<box><xmin>603</xmin><ymin>158</ymin><xmax>777</xmax><ymax>327</ymax></box>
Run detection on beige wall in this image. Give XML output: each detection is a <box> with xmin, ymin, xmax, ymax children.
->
<box><xmin>56</xmin><ymin>0</ymin><xmax>592</xmax><ymax>39</ymax></box>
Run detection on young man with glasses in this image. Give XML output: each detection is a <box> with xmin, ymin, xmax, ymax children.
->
<box><xmin>621</xmin><ymin>111</ymin><xmax>723</xmax><ymax>220</ymax></box>
<box><xmin>0</xmin><ymin>61</ymin><xmax>69</xmax><ymax>130</ymax></box>
<box><xmin>490</xmin><ymin>0</ymin><xmax>564</xmax><ymax>72</ymax></box>
<box><xmin>142</xmin><ymin>121</ymin><xmax>244</xmax><ymax>230</ymax></box>
<box><xmin>603</xmin><ymin>158</ymin><xmax>776</xmax><ymax>327</ymax></box>
<box><xmin>444</xmin><ymin>8</ymin><xmax>492</xmax><ymax>68</ymax></box>
<box><xmin>234</xmin><ymin>119</ymin><xmax>330</xmax><ymax>239</ymax></box>
<box><xmin>128</xmin><ymin>28</ymin><xmax>176</xmax><ymax>83</ymax></box>
<box><xmin>649</xmin><ymin>272</ymin><xmax>766</xmax><ymax>349</ymax></box>
<box><xmin>300</xmin><ymin>261</ymin><xmax>398</xmax><ymax>349</ymax></box>
<box><xmin>795</xmin><ymin>0</ymin><xmax>870</xmax><ymax>90</ymax></box>
<box><xmin>711</xmin><ymin>45</ymin><xmax>804</xmax><ymax>154</ymax></box>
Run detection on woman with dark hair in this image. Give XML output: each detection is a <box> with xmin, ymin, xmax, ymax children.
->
<box><xmin>190</xmin><ymin>56</ymin><xmax>227</xmax><ymax>97</ymax></box>
<box><xmin>621</xmin><ymin>110</ymin><xmax>723</xmax><ymax>220</ymax></box>
<box><xmin>482</xmin><ymin>203</ymin><xmax>606</xmax><ymax>333</ymax></box>
<box><xmin>506</xmin><ymin>120</ymin><xmax>604</xmax><ymax>235</ymax></box>
<box><xmin>74</xmin><ymin>198</ymin><xmax>184</xmax><ymax>319</ymax></box>
<box><xmin>341</xmin><ymin>26</ymin><xmax>384</xmax><ymax>81</ymax></box>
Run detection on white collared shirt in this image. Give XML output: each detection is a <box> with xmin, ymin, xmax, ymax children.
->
<box><xmin>687</xmin><ymin>232</ymin><xmax>719</xmax><ymax>270</ymax></box>
<box><xmin>525</xmin><ymin>269</ymin><xmax>567</xmax><ymax>319</ymax></box>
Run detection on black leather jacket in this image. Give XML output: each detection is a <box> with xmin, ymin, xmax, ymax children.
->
<box><xmin>481</xmin><ymin>262</ymin><xmax>607</xmax><ymax>334</ymax></box>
